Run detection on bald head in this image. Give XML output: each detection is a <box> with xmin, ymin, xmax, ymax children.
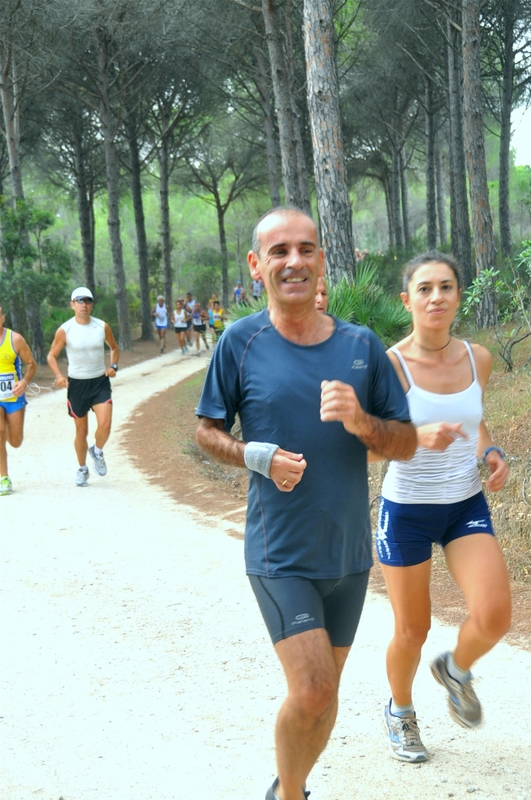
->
<box><xmin>251</xmin><ymin>207</ymin><xmax>318</xmax><ymax>256</ymax></box>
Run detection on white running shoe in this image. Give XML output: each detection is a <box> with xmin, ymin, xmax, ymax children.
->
<box><xmin>383</xmin><ymin>700</ymin><xmax>428</xmax><ymax>762</ymax></box>
<box><xmin>89</xmin><ymin>446</ymin><xmax>107</xmax><ymax>476</ymax></box>
<box><xmin>430</xmin><ymin>652</ymin><xmax>482</xmax><ymax>728</ymax></box>
<box><xmin>76</xmin><ymin>466</ymin><xmax>89</xmax><ymax>487</ymax></box>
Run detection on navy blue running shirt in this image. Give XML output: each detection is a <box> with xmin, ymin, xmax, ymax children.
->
<box><xmin>196</xmin><ymin>310</ymin><xmax>410</xmax><ymax>579</ymax></box>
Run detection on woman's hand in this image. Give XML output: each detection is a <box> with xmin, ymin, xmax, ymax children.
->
<box><xmin>484</xmin><ymin>451</ymin><xmax>509</xmax><ymax>492</ymax></box>
<box><xmin>417</xmin><ymin>422</ymin><xmax>467</xmax><ymax>451</ymax></box>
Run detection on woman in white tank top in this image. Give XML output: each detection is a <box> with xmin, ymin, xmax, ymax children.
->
<box><xmin>373</xmin><ymin>252</ymin><xmax>511</xmax><ymax>762</ymax></box>
<box><xmin>172</xmin><ymin>300</ymin><xmax>189</xmax><ymax>354</ymax></box>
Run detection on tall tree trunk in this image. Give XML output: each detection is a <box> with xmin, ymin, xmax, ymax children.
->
<box><xmin>0</xmin><ymin>42</ymin><xmax>46</xmax><ymax>362</ymax></box>
<box><xmin>303</xmin><ymin>0</ymin><xmax>355</xmax><ymax>282</ymax></box>
<box><xmin>462</xmin><ymin>0</ymin><xmax>498</xmax><ymax>327</ymax></box>
<box><xmin>499</xmin><ymin>0</ymin><xmax>515</xmax><ymax>259</ymax></box>
<box><xmin>447</xmin><ymin>18</ymin><xmax>474</xmax><ymax>287</ymax></box>
<box><xmin>97</xmin><ymin>39</ymin><xmax>132</xmax><ymax>349</ymax></box>
<box><xmin>159</xmin><ymin>135</ymin><xmax>174</xmax><ymax>315</ymax></box>
<box><xmin>214</xmin><ymin>193</ymin><xmax>229</xmax><ymax>308</ymax></box>
<box><xmin>254</xmin><ymin>47</ymin><xmax>281</xmax><ymax>207</ymax></box>
<box><xmin>285</xmin><ymin>0</ymin><xmax>311</xmax><ymax>213</ymax></box>
<box><xmin>72</xmin><ymin>114</ymin><xmax>96</xmax><ymax>295</ymax></box>
<box><xmin>262</xmin><ymin>0</ymin><xmax>301</xmax><ymax>207</ymax></box>
<box><xmin>381</xmin><ymin>174</ymin><xmax>394</xmax><ymax>248</ymax></box>
<box><xmin>391</xmin><ymin>141</ymin><xmax>403</xmax><ymax>249</ymax></box>
<box><xmin>425</xmin><ymin>77</ymin><xmax>437</xmax><ymax>249</ymax></box>
<box><xmin>436</xmin><ymin>134</ymin><xmax>448</xmax><ymax>246</ymax></box>
<box><xmin>400</xmin><ymin>146</ymin><xmax>411</xmax><ymax>248</ymax></box>
<box><xmin>126</xmin><ymin>114</ymin><xmax>153</xmax><ymax>341</ymax></box>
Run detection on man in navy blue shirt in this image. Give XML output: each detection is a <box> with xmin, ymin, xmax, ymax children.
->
<box><xmin>196</xmin><ymin>207</ymin><xmax>416</xmax><ymax>800</ymax></box>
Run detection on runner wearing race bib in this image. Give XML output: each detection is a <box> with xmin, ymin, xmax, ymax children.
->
<box><xmin>192</xmin><ymin>301</ymin><xmax>210</xmax><ymax>355</ymax></box>
<box><xmin>173</xmin><ymin>299</ymin><xmax>189</xmax><ymax>354</ymax></box>
<box><xmin>0</xmin><ymin>306</ymin><xmax>37</xmax><ymax>495</ymax></box>
<box><xmin>152</xmin><ymin>295</ymin><xmax>169</xmax><ymax>354</ymax></box>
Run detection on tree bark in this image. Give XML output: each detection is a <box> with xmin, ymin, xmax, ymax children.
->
<box><xmin>159</xmin><ymin>134</ymin><xmax>174</xmax><ymax>316</ymax></box>
<box><xmin>72</xmin><ymin>113</ymin><xmax>96</xmax><ymax>296</ymax></box>
<box><xmin>391</xmin><ymin>140</ymin><xmax>403</xmax><ymax>249</ymax></box>
<box><xmin>214</xmin><ymin>192</ymin><xmax>229</xmax><ymax>308</ymax></box>
<box><xmin>254</xmin><ymin>46</ymin><xmax>281</xmax><ymax>207</ymax></box>
<box><xmin>499</xmin><ymin>0</ymin><xmax>515</xmax><ymax>259</ymax></box>
<box><xmin>400</xmin><ymin>146</ymin><xmax>411</xmax><ymax>248</ymax></box>
<box><xmin>462</xmin><ymin>0</ymin><xmax>498</xmax><ymax>327</ymax></box>
<box><xmin>262</xmin><ymin>0</ymin><xmax>301</xmax><ymax>207</ymax></box>
<box><xmin>447</xmin><ymin>17</ymin><xmax>474</xmax><ymax>287</ymax></box>
<box><xmin>381</xmin><ymin>173</ymin><xmax>394</xmax><ymax>249</ymax></box>
<box><xmin>425</xmin><ymin>76</ymin><xmax>437</xmax><ymax>249</ymax></box>
<box><xmin>97</xmin><ymin>37</ymin><xmax>132</xmax><ymax>349</ymax></box>
<box><xmin>435</xmin><ymin>134</ymin><xmax>448</xmax><ymax>247</ymax></box>
<box><xmin>303</xmin><ymin>0</ymin><xmax>355</xmax><ymax>282</ymax></box>
<box><xmin>0</xmin><ymin>41</ymin><xmax>46</xmax><ymax>362</ymax></box>
<box><xmin>285</xmin><ymin>0</ymin><xmax>311</xmax><ymax>213</ymax></box>
<box><xmin>126</xmin><ymin>112</ymin><xmax>153</xmax><ymax>341</ymax></box>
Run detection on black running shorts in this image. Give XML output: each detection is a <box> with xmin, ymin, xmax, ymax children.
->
<box><xmin>248</xmin><ymin>571</ymin><xmax>370</xmax><ymax>647</ymax></box>
<box><xmin>67</xmin><ymin>375</ymin><xmax>112</xmax><ymax>418</ymax></box>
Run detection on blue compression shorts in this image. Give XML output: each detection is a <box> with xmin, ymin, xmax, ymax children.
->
<box><xmin>248</xmin><ymin>571</ymin><xmax>370</xmax><ymax>647</ymax></box>
<box><xmin>376</xmin><ymin>491</ymin><xmax>495</xmax><ymax>567</ymax></box>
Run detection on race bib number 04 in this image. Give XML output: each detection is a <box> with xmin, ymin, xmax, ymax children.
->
<box><xmin>0</xmin><ymin>372</ymin><xmax>16</xmax><ymax>400</ymax></box>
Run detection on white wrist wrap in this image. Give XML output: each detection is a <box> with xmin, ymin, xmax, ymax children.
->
<box><xmin>244</xmin><ymin>441</ymin><xmax>279</xmax><ymax>478</ymax></box>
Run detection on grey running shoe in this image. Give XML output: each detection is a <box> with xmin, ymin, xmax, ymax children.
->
<box><xmin>383</xmin><ymin>700</ymin><xmax>428</xmax><ymax>762</ymax></box>
<box><xmin>75</xmin><ymin>466</ymin><xmax>89</xmax><ymax>487</ymax></box>
<box><xmin>265</xmin><ymin>778</ymin><xmax>310</xmax><ymax>799</ymax></box>
<box><xmin>0</xmin><ymin>475</ymin><xmax>13</xmax><ymax>495</ymax></box>
<box><xmin>430</xmin><ymin>652</ymin><xmax>482</xmax><ymax>728</ymax></box>
<box><xmin>88</xmin><ymin>446</ymin><xmax>107</xmax><ymax>476</ymax></box>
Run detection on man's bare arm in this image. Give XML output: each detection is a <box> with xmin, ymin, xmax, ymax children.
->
<box><xmin>47</xmin><ymin>328</ymin><xmax>68</xmax><ymax>388</ymax></box>
<box><xmin>320</xmin><ymin>380</ymin><xmax>417</xmax><ymax>461</ymax></box>
<box><xmin>196</xmin><ymin>417</ymin><xmax>246</xmax><ymax>466</ymax></box>
<box><xmin>196</xmin><ymin>417</ymin><xmax>307</xmax><ymax>492</ymax></box>
<box><xmin>11</xmin><ymin>333</ymin><xmax>36</xmax><ymax>396</ymax></box>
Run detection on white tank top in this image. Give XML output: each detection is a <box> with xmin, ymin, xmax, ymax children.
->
<box><xmin>61</xmin><ymin>316</ymin><xmax>106</xmax><ymax>380</ymax></box>
<box><xmin>154</xmin><ymin>304</ymin><xmax>168</xmax><ymax>326</ymax></box>
<box><xmin>173</xmin><ymin>309</ymin><xmax>187</xmax><ymax>327</ymax></box>
<box><xmin>381</xmin><ymin>341</ymin><xmax>483</xmax><ymax>504</ymax></box>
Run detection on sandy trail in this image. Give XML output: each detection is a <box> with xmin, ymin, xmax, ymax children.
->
<box><xmin>1</xmin><ymin>353</ymin><xmax>530</xmax><ymax>800</ymax></box>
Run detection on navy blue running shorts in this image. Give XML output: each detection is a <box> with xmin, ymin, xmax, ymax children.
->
<box><xmin>248</xmin><ymin>571</ymin><xmax>370</xmax><ymax>647</ymax></box>
<box><xmin>376</xmin><ymin>491</ymin><xmax>495</xmax><ymax>567</ymax></box>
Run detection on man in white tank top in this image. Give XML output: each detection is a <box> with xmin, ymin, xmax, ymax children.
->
<box><xmin>47</xmin><ymin>287</ymin><xmax>120</xmax><ymax>487</ymax></box>
<box><xmin>152</xmin><ymin>295</ymin><xmax>169</xmax><ymax>354</ymax></box>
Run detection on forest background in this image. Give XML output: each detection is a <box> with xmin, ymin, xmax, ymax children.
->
<box><xmin>1</xmin><ymin>0</ymin><xmax>531</xmax><ymax>362</ymax></box>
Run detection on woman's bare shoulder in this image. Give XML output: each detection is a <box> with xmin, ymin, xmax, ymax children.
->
<box><xmin>467</xmin><ymin>341</ymin><xmax>492</xmax><ymax>385</ymax></box>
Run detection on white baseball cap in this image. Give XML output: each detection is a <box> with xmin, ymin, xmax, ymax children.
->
<box><xmin>71</xmin><ymin>287</ymin><xmax>94</xmax><ymax>301</ymax></box>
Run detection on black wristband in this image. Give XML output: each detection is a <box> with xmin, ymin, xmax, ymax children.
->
<box><xmin>110</xmin><ymin>363</ymin><xmax>119</xmax><ymax>372</ymax></box>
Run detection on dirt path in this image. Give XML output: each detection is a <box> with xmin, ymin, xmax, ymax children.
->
<box><xmin>1</xmin><ymin>354</ymin><xmax>530</xmax><ymax>800</ymax></box>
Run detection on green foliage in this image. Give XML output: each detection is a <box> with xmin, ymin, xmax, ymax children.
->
<box><xmin>0</xmin><ymin>196</ymin><xmax>73</xmax><ymax>317</ymax></box>
<box><xmin>329</xmin><ymin>264</ymin><xmax>411</xmax><ymax>346</ymax></box>
<box><xmin>91</xmin><ymin>287</ymin><xmax>120</xmax><ymax>330</ymax></box>
<box><xmin>147</xmin><ymin>241</ymin><xmax>163</xmax><ymax>297</ymax></box>
<box><xmin>227</xmin><ymin>295</ymin><xmax>267</xmax><ymax>322</ymax></box>
<box><xmin>462</xmin><ymin>244</ymin><xmax>531</xmax><ymax>371</ymax></box>
<box><xmin>186</xmin><ymin>247</ymin><xmax>223</xmax><ymax>305</ymax></box>
<box><xmin>41</xmin><ymin>306</ymin><xmax>72</xmax><ymax>348</ymax></box>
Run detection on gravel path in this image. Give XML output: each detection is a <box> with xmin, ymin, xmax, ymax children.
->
<box><xmin>1</xmin><ymin>353</ymin><xmax>530</xmax><ymax>800</ymax></box>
